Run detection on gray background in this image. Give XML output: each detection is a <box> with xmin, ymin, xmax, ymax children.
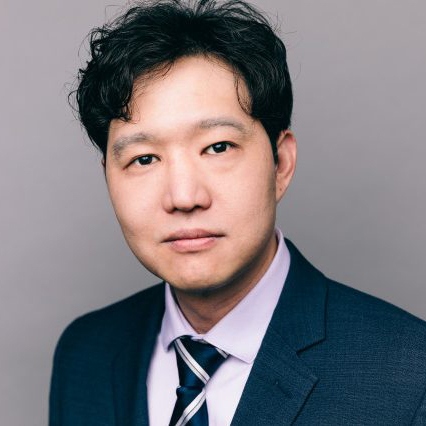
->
<box><xmin>1</xmin><ymin>0</ymin><xmax>425</xmax><ymax>424</ymax></box>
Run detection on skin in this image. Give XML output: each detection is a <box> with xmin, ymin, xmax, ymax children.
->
<box><xmin>103</xmin><ymin>55</ymin><xmax>296</xmax><ymax>333</ymax></box>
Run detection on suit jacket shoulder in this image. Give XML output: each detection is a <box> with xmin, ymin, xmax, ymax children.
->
<box><xmin>325</xmin><ymin>277</ymin><xmax>426</xmax><ymax>379</ymax></box>
<box><xmin>49</xmin><ymin>282</ymin><xmax>165</xmax><ymax>426</ymax></box>
<box><xmin>328</xmin><ymin>276</ymin><xmax>426</xmax><ymax>341</ymax></box>
<box><xmin>286</xmin><ymin>270</ymin><xmax>426</xmax><ymax>425</ymax></box>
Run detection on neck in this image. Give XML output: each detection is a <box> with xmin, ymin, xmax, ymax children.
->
<box><xmin>172</xmin><ymin>231</ymin><xmax>278</xmax><ymax>334</ymax></box>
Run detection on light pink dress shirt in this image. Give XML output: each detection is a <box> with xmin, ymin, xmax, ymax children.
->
<box><xmin>146</xmin><ymin>226</ymin><xmax>291</xmax><ymax>425</ymax></box>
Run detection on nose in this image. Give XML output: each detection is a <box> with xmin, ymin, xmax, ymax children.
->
<box><xmin>162</xmin><ymin>155</ymin><xmax>211</xmax><ymax>213</ymax></box>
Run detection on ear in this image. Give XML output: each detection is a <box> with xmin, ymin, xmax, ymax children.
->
<box><xmin>274</xmin><ymin>130</ymin><xmax>297</xmax><ymax>203</ymax></box>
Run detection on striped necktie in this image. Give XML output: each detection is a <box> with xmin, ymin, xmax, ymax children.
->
<box><xmin>169</xmin><ymin>335</ymin><xmax>229</xmax><ymax>426</ymax></box>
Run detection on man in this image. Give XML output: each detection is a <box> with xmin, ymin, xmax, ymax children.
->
<box><xmin>49</xmin><ymin>0</ymin><xmax>426</xmax><ymax>424</ymax></box>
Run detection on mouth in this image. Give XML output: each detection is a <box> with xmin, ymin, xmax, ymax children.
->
<box><xmin>163</xmin><ymin>228</ymin><xmax>224</xmax><ymax>242</ymax></box>
<box><xmin>163</xmin><ymin>228</ymin><xmax>224</xmax><ymax>253</ymax></box>
<box><xmin>166</xmin><ymin>236</ymin><xmax>222</xmax><ymax>253</ymax></box>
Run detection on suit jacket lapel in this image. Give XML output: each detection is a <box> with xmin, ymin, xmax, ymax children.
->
<box><xmin>112</xmin><ymin>283</ymin><xmax>166</xmax><ymax>426</ymax></box>
<box><xmin>231</xmin><ymin>238</ymin><xmax>328</xmax><ymax>425</ymax></box>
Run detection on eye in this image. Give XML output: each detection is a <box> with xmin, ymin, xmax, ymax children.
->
<box><xmin>204</xmin><ymin>142</ymin><xmax>235</xmax><ymax>154</ymax></box>
<box><xmin>130</xmin><ymin>155</ymin><xmax>159</xmax><ymax>167</ymax></box>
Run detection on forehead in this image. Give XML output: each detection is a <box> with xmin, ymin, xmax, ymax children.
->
<box><xmin>135</xmin><ymin>54</ymin><xmax>249</xmax><ymax>104</ymax></box>
<box><xmin>108</xmin><ymin>55</ymin><xmax>253</xmax><ymax>146</ymax></box>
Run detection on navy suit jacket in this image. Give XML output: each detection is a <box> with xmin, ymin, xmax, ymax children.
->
<box><xmin>49</xmin><ymin>239</ymin><xmax>426</xmax><ymax>425</ymax></box>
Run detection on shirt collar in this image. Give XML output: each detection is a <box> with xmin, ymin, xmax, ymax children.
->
<box><xmin>160</xmin><ymin>225</ymin><xmax>291</xmax><ymax>364</ymax></box>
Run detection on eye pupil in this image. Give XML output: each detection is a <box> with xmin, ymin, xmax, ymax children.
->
<box><xmin>137</xmin><ymin>156</ymin><xmax>152</xmax><ymax>165</ymax></box>
<box><xmin>212</xmin><ymin>142</ymin><xmax>228</xmax><ymax>153</ymax></box>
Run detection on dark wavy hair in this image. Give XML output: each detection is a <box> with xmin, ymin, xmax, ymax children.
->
<box><xmin>72</xmin><ymin>0</ymin><xmax>293</xmax><ymax>164</ymax></box>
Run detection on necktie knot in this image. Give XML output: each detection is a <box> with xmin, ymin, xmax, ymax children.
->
<box><xmin>169</xmin><ymin>335</ymin><xmax>229</xmax><ymax>425</ymax></box>
<box><xmin>174</xmin><ymin>335</ymin><xmax>228</xmax><ymax>387</ymax></box>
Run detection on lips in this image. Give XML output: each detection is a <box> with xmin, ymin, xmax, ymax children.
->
<box><xmin>163</xmin><ymin>228</ymin><xmax>223</xmax><ymax>242</ymax></box>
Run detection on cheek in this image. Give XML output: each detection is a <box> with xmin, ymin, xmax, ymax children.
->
<box><xmin>230</xmin><ymin>154</ymin><xmax>275</xmax><ymax>211</ymax></box>
<box><xmin>108</xmin><ymin>179</ymin><xmax>155</xmax><ymax>237</ymax></box>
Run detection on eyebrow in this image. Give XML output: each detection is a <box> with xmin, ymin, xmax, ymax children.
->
<box><xmin>111</xmin><ymin>117</ymin><xmax>249</xmax><ymax>160</ymax></box>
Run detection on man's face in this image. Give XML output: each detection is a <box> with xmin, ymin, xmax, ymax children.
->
<box><xmin>105</xmin><ymin>55</ymin><xmax>295</xmax><ymax>294</ymax></box>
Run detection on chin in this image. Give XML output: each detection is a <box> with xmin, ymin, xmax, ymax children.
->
<box><xmin>168</xmin><ymin>273</ymin><xmax>230</xmax><ymax>295</ymax></box>
<box><xmin>173</xmin><ymin>282</ymin><xmax>228</xmax><ymax>297</ymax></box>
